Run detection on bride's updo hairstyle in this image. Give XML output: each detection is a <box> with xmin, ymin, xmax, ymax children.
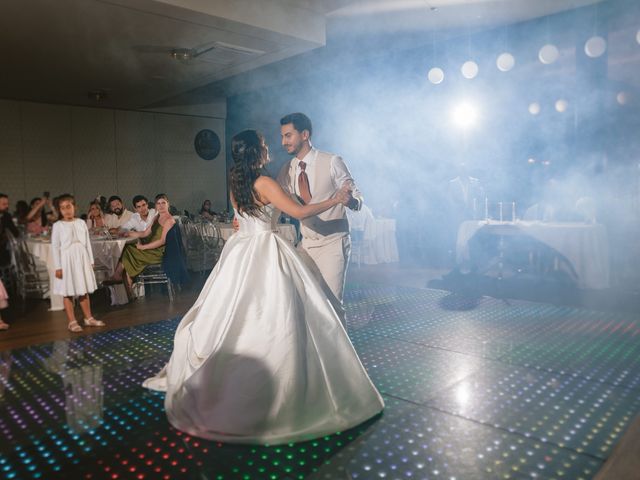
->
<box><xmin>230</xmin><ymin>129</ymin><xmax>268</xmax><ymax>218</ymax></box>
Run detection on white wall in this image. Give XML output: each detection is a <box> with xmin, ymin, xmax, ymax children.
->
<box><xmin>0</xmin><ymin>99</ymin><xmax>227</xmax><ymax>215</ymax></box>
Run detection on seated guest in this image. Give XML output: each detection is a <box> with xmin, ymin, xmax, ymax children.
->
<box><xmin>445</xmin><ymin>164</ymin><xmax>485</xmax><ymax>264</ymax></box>
<box><xmin>86</xmin><ymin>200</ymin><xmax>106</xmax><ymax>232</ymax></box>
<box><xmin>122</xmin><ymin>195</ymin><xmax>156</xmax><ymax>232</ymax></box>
<box><xmin>97</xmin><ymin>195</ymin><xmax>108</xmax><ymax>214</ymax></box>
<box><xmin>447</xmin><ymin>163</ymin><xmax>485</xmax><ymax>221</ymax></box>
<box><xmin>199</xmin><ymin>199</ymin><xmax>216</xmax><ymax>220</ymax></box>
<box><xmin>107</xmin><ymin>194</ymin><xmax>176</xmax><ymax>295</ymax></box>
<box><xmin>104</xmin><ymin>196</ymin><xmax>133</xmax><ymax>233</ymax></box>
<box><xmin>0</xmin><ymin>193</ymin><xmax>20</xmax><ymax>268</ymax></box>
<box><xmin>24</xmin><ymin>197</ymin><xmax>56</xmax><ymax>235</ymax></box>
<box><xmin>14</xmin><ymin>201</ymin><xmax>29</xmax><ymax>226</ymax></box>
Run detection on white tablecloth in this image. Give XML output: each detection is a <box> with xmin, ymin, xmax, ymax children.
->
<box><xmin>27</xmin><ymin>238</ymin><xmax>129</xmax><ymax>310</ymax></box>
<box><xmin>348</xmin><ymin>215</ymin><xmax>399</xmax><ymax>265</ymax></box>
<box><xmin>365</xmin><ymin>218</ymin><xmax>399</xmax><ymax>264</ymax></box>
<box><xmin>456</xmin><ymin>220</ymin><xmax>610</xmax><ymax>289</ymax></box>
<box><xmin>346</xmin><ymin>207</ymin><xmax>399</xmax><ymax>265</ymax></box>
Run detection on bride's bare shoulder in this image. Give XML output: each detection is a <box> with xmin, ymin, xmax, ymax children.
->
<box><xmin>252</xmin><ymin>176</ymin><xmax>276</xmax><ymax>206</ymax></box>
<box><xmin>254</xmin><ymin>175</ymin><xmax>276</xmax><ymax>187</ymax></box>
<box><xmin>254</xmin><ymin>176</ymin><xmax>280</xmax><ymax>194</ymax></box>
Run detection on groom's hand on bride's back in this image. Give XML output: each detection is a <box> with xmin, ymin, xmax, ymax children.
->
<box><xmin>232</xmin><ymin>216</ymin><xmax>239</xmax><ymax>232</ymax></box>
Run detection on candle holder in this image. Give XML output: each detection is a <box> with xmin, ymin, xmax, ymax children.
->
<box><xmin>484</xmin><ymin>197</ymin><xmax>489</xmax><ymax>223</ymax></box>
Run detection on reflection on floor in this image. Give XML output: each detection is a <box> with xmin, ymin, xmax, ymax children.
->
<box><xmin>0</xmin><ymin>284</ymin><xmax>639</xmax><ymax>479</ymax></box>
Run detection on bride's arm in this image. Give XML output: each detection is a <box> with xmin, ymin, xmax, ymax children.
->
<box><xmin>254</xmin><ymin>176</ymin><xmax>347</xmax><ymax>220</ymax></box>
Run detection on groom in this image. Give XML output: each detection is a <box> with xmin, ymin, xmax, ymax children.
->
<box><xmin>277</xmin><ymin>112</ymin><xmax>362</xmax><ymax>327</ymax></box>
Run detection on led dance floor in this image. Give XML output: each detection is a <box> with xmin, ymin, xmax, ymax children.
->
<box><xmin>1</xmin><ymin>285</ymin><xmax>639</xmax><ymax>479</ymax></box>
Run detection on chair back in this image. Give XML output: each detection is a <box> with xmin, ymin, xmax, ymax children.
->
<box><xmin>6</xmin><ymin>232</ymin><xmax>36</xmax><ymax>274</ymax></box>
<box><xmin>178</xmin><ymin>220</ymin><xmax>201</xmax><ymax>252</ymax></box>
<box><xmin>4</xmin><ymin>231</ymin><xmax>49</xmax><ymax>298</ymax></box>
<box><xmin>196</xmin><ymin>220</ymin><xmax>222</xmax><ymax>251</ymax></box>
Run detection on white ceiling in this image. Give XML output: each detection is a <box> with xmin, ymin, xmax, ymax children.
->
<box><xmin>327</xmin><ymin>0</ymin><xmax>602</xmax><ymax>34</ymax></box>
<box><xmin>0</xmin><ymin>0</ymin><xmax>607</xmax><ymax>110</ymax></box>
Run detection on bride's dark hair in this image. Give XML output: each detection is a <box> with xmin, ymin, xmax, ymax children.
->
<box><xmin>230</xmin><ymin>129</ymin><xmax>268</xmax><ymax>218</ymax></box>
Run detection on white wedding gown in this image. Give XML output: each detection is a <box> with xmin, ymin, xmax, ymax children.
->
<box><xmin>143</xmin><ymin>205</ymin><xmax>384</xmax><ymax>444</ymax></box>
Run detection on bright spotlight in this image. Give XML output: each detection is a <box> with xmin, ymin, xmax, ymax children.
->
<box><xmin>428</xmin><ymin>67</ymin><xmax>445</xmax><ymax>84</ymax></box>
<box><xmin>585</xmin><ymin>36</ymin><xmax>607</xmax><ymax>58</ymax></box>
<box><xmin>555</xmin><ymin>99</ymin><xmax>568</xmax><ymax>112</ymax></box>
<box><xmin>461</xmin><ymin>61</ymin><xmax>479</xmax><ymax>79</ymax></box>
<box><xmin>539</xmin><ymin>44</ymin><xmax>559</xmax><ymax>64</ymax></box>
<box><xmin>451</xmin><ymin>101</ymin><xmax>478</xmax><ymax>128</ymax></box>
<box><xmin>528</xmin><ymin>102</ymin><xmax>541</xmax><ymax>115</ymax></box>
<box><xmin>617</xmin><ymin>91</ymin><xmax>628</xmax><ymax>105</ymax></box>
<box><xmin>496</xmin><ymin>52</ymin><xmax>515</xmax><ymax>72</ymax></box>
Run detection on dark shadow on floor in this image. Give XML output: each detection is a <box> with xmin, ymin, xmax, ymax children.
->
<box><xmin>429</xmin><ymin>267</ymin><xmax>640</xmax><ymax>313</ymax></box>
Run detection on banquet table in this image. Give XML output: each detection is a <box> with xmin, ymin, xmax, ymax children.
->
<box><xmin>27</xmin><ymin>237</ymin><xmax>130</xmax><ymax>310</ymax></box>
<box><xmin>360</xmin><ymin>218</ymin><xmax>399</xmax><ymax>265</ymax></box>
<box><xmin>346</xmin><ymin>206</ymin><xmax>399</xmax><ymax>265</ymax></box>
<box><xmin>456</xmin><ymin>220</ymin><xmax>610</xmax><ymax>289</ymax></box>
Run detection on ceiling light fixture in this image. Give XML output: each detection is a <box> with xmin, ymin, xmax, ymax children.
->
<box><xmin>496</xmin><ymin>52</ymin><xmax>515</xmax><ymax>72</ymax></box>
<box><xmin>423</xmin><ymin>1</ymin><xmax>438</xmax><ymax>11</ymax></box>
<box><xmin>461</xmin><ymin>60</ymin><xmax>479</xmax><ymax>79</ymax></box>
<box><xmin>428</xmin><ymin>67</ymin><xmax>444</xmax><ymax>84</ymax></box>
<box><xmin>88</xmin><ymin>89</ymin><xmax>108</xmax><ymax>102</ymax></box>
<box><xmin>170</xmin><ymin>48</ymin><xmax>192</xmax><ymax>61</ymax></box>
<box><xmin>584</xmin><ymin>35</ymin><xmax>607</xmax><ymax>58</ymax></box>
<box><xmin>539</xmin><ymin>44</ymin><xmax>560</xmax><ymax>64</ymax></box>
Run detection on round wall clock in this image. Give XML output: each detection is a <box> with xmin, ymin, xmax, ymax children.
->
<box><xmin>194</xmin><ymin>129</ymin><xmax>221</xmax><ymax>160</ymax></box>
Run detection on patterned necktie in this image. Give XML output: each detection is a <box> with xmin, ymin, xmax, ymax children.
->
<box><xmin>298</xmin><ymin>161</ymin><xmax>312</xmax><ymax>204</ymax></box>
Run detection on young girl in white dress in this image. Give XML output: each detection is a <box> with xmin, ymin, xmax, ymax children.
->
<box><xmin>0</xmin><ymin>278</ymin><xmax>9</xmax><ymax>330</ymax></box>
<box><xmin>52</xmin><ymin>194</ymin><xmax>104</xmax><ymax>333</ymax></box>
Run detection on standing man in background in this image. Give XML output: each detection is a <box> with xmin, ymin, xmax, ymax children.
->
<box><xmin>0</xmin><ymin>193</ymin><xmax>20</xmax><ymax>270</ymax></box>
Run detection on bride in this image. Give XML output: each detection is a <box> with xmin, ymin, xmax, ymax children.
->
<box><xmin>143</xmin><ymin>129</ymin><xmax>384</xmax><ymax>444</ymax></box>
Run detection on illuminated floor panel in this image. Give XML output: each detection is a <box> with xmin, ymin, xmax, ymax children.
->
<box><xmin>426</xmin><ymin>364</ymin><xmax>640</xmax><ymax>458</ymax></box>
<box><xmin>351</xmin><ymin>335</ymin><xmax>494</xmax><ymax>403</ymax></box>
<box><xmin>0</xmin><ymin>285</ymin><xmax>638</xmax><ymax>478</ymax></box>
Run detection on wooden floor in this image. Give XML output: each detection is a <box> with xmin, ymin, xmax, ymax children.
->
<box><xmin>0</xmin><ymin>281</ymin><xmax>202</xmax><ymax>351</ymax></box>
<box><xmin>595</xmin><ymin>414</ymin><xmax>640</xmax><ymax>480</ymax></box>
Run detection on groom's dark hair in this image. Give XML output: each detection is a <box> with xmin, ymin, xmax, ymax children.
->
<box><xmin>280</xmin><ymin>113</ymin><xmax>312</xmax><ymax>137</ymax></box>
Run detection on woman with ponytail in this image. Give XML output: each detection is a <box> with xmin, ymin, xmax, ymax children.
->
<box><xmin>144</xmin><ymin>129</ymin><xmax>384</xmax><ymax>445</ymax></box>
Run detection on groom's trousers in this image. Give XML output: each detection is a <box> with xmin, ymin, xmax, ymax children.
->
<box><xmin>299</xmin><ymin>235</ymin><xmax>351</xmax><ymax>328</ymax></box>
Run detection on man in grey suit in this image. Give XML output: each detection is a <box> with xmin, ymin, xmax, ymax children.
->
<box><xmin>277</xmin><ymin>113</ymin><xmax>362</xmax><ymax>326</ymax></box>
